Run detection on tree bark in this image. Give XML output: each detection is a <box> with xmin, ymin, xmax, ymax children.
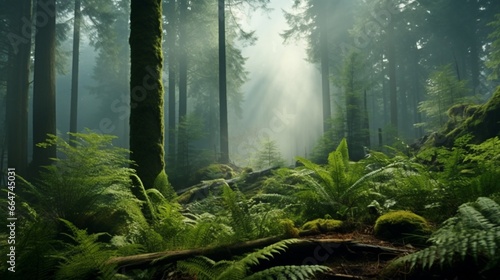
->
<box><xmin>319</xmin><ymin>0</ymin><xmax>331</xmax><ymax>133</ymax></box>
<box><xmin>177</xmin><ymin>0</ymin><xmax>189</xmax><ymax>170</ymax></box>
<box><xmin>218</xmin><ymin>0</ymin><xmax>229</xmax><ymax>163</ymax></box>
<box><xmin>31</xmin><ymin>0</ymin><xmax>57</xmax><ymax>177</ymax></box>
<box><xmin>386</xmin><ymin>23</ymin><xmax>398</xmax><ymax>136</ymax></box>
<box><xmin>129</xmin><ymin>0</ymin><xmax>165</xmax><ymax>189</ymax></box>
<box><xmin>6</xmin><ymin>0</ymin><xmax>32</xmax><ymax>177</ymax></box>
<box><xmin>166</xmin><ymin>0</ymin><xmax>177</xmax><ymax>167</ymax></box>
<box><xmin>69</xmin><ymin>0</ymin><xmax>82</xmax><ymax>144</ymax></box>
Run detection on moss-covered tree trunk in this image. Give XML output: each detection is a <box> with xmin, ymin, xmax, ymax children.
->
<box><xmin>129</xmin><ymin>0</ymin><xmax>165</xmax><ymax>190</ymax></box>
<box><xmin>165</xmin><ymin>0</ymin><xmax>177</xmax><ymax>167</ymax></box>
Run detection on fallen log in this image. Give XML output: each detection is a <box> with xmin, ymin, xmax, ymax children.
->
<box><xmin>176</xmin><ymin>167</ymin><xmax>278</xmax><ymax>203</ymax></box>
<box><xmin>107</xmin><ymin>236</ymin><xmax>409</xmax><ymax>271</ymax></box>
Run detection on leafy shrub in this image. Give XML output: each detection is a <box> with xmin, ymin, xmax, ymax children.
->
<box><xmin>374</xmin><ymin>210</ymin><xmax>431</xmax><ymax>243</ymax></box>
<box><xmin>30</xmin><ymin>132</ymin><xmax>148</xmax><ymax>235</ymax></box>
<box><xmin>293</xmin><ymin>139</ymin><xmax>367</xmax><ymax>220</ymax></box>
<box><xmin>385</xmin><ymin>197</ymin><xmax>500</xmax><ymax>279</ymax></box>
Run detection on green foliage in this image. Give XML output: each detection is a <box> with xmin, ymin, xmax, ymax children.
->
<box><xmin>193</xmin><ymin>164</ymin><xmax>235</xmax><ymax>183</ymax></box>
<box><xmin>353</xmin><ymin>152</ymin><xmax>437</xmax><ymax>219</ymax></box>
<box><xmin>465</xmin><ymin>137</ymin><xmax>500</xmax><ymax>198</ymax></box>
<box><xmin>293</xmin><ymin>139</ymin><xmax>366</xmax><ymax>220</ymax></box>
<box><xmin>179</xmin><ymin>184</ymin><xmax>289</xmax><ymax>247</ymax></box>
<box><xmin>252</xmin><ymin>137</ymin><xmax>286</xmax><ymax>169</ymax></box>
<box><xmin>280</xmin><ymin>219</ymin><xmax>300</xmax><ymax>238</ymax></box>
<box><xmin>417</xmin><ymin>64</ymin><xmax>471</xmax><ymax>132</ymax></box>
<box><xmin>417</xmin><ymin>135</ymin><xmax>500</xmax><ymax>221</ymax></box>
<box><xmin>339</xmin><ymin>50</ymin><xmax>371</xmax><ymax>161</ymax></box>
<box><xmin>153</xmin><ymin>169</ymin><xmax>176</xmax><ymax>200</ymax></box>
<box><xmin>31</xmin><ymin>131</ymin><xmax>147</xmax><ymax>234</ymax></box>
<box><xmin>374</xmin><ymin>210</ymin><xmax>431</xmax><ymax>242</ymax></box>
<box><xmin>486</xmin><ymin>14</ymin><xmax>500</xmax><ymax>81</ymax></box>
<box><xmin>221</xmin><ymin>184</ymin><xmax>254</xmax><ymax>240</ymax></box>
<box><xmin>177</xmin><ymin>239</ymin><xmax>330</xmax><ymax>280</ymax></box>
<box><xmin>0</xmin><ymin>215</ymin><xmax>58</xmax><ymax>279</ymax></box>
<box><xmin>55</xmin><ymin>219</ymin><xmax>117</xmax><ymax>280</ymax></box>
<box><xmin>387</xmin><ymin>197</ymin><xmax>500</xmax><ymax>277</ymax></box>
<box><xmin>309</xmin><ymin>116</ymin><xmax>346</xmax><ymax>164</ymax></box>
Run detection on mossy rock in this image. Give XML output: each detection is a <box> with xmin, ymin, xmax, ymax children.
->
<box><xmin>301</xmin><ymin>218</ymin><xmax>343</xmax><ymax>235</ymax></box>
<box><xmin>192</xmin><ymin>164</ymin><xmax>235</xmax><ymax>183</ymax></box>
<box><xmin>374</xmin><ymin>210</ymin><xmax>431</xmax><ymax>243</ymax></box>
<box><xmin>280</xmin><ymin>219</ymin><xmax>300</xmax><ymax>238</ymax></box>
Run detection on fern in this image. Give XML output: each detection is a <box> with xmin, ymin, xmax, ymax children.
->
<box><xmin>29</xmin><ymin>132</ymin><xmax>147</xmax><ymax>235</ymax></box>
<box><xmin>55</xmin><ymin>219</ymin><xmax>118</xmax><ymax>280</ymax></box>
<box><xmin>177</xmin><ymin>239</ymin><xmax>330</xmax><ymax>280</ymax></box>
<box><xmin>245</xmin><ymin>265</ymin><xmax>331</xmax><ymax>280</ymax></box>
<box><xmin>292</xmin><ymin>139</ymin><xmax>367</xmax><ymax>220</ymax></box>
<box><xmin>389</xmin><ymin>197</ymin><xmax>500</xmax><ymax>274</ymax></box>
<box><xmin>221</xmin><ymin>184</ymin><xmax>255</xmax><ymax>240</ymax></box>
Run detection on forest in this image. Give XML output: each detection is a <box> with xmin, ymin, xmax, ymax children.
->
<box><xmin>1</xmin><ymin>0</ymin><xmax>500</xmax><ymax>279</ymax></box>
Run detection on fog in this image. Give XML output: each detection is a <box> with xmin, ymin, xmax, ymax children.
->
<box><xmin>230</xmin><ymin>0</ymin><xmax>323</xmax><ymax>166</ymax></box>
<box><xmin>46</xmin><ymin>0</ymin><xmax>324</xmax><ymax>168</ymax></box>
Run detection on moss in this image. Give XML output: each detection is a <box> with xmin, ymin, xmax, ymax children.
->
<box><xmin>444</xmin><ymin>87</ymin><xmax>500</xmax><ymax>146</ymax></box>
<box><xmin>280</xmin><ymin>219</ymin><xmax>300</xmax><ymax>238</ymax></box>
<box><xmin>154</xmin><ymin>170</ymin><xmax>176</xmax><ymax>200</ymax></box>
<box><xmin>129</xmin><ymin>0</ymin><xmax>165</xmax><ymax>190</ymax></box>
<box><xmin>301</xmin><ymin>218</ymin><xmax>343</xmax><ymax>234</ymax></box>
<box><xmin>192</xmin><ymin>164</ymin><xmax>235</xmax><ymax>183</ymax></box>
<box><xmin>374</xmin><ymin>210</ymin><xmax>431</xmax><ymax>243</ymax></box>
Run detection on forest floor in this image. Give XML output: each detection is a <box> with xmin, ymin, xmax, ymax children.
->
<box><xmin>164</xmin><ymin>229</ymin><xmax>414</xmax><ymax>280</ymax></box>
<box><xmin>312</xmin><ymin>230</ymin><xmax>412</xmax><ymax>279</ymax></box>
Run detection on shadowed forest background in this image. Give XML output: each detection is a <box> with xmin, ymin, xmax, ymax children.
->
<box><xmin>1</xmin><ymin>0</ymin><xmax>500</xmax><ymax>279</ymax></box>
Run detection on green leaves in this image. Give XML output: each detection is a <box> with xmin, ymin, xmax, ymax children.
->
<box><xmin>486</xmin><ymin>14</ymin><xmax>500</xmax><ymax>81</ymax></box>
<box><xmin>389</xmin><ymin>197</ymin><xmax>500</xmax><ymax>275</ymax></box>
<box><xmin>418</xmin><ymin>64</ymin><xmax>471</xmax><ymax>131</ymax></box>
<box><xmin>177</xmin><ymin>239</ymin><xmax>330</xmax><ymax>280</ymax></box>
<box><xmin>55</xmin><ymin>219</ymin><xmax>118</xmax><ymax>280</ymax></box>
<box><xmin>29</xmin><ymin>131</ymin><xmax>147</xmax><ymax>234</ymax></box>
<box><xmin>294</xmin><ymin>138</ymin><xmax>367</xmax><ymax>220</ymax></box>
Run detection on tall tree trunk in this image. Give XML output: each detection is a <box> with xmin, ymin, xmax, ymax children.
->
<box><xmin>218</xmin><ymin>0</ymin><xmax>229</xmax><ymax>163</ymax></box>
<box><xmin>362</xmin><ymin>90</ymin><xmax>370</xmax><ymax>149</ymax></box>
<box><xmin>319</xmin><ymin>0</ymin><xmax>331</xmax><ymax>133</ymax></box>
<box><xmin>129</xmin><ymin>0</ymin><xmax>165</xmax><ymax>190</ymax></box>
<box><xmin>6</xmin><ymin>0</ymin><xmax>32</xmax><ymax>177</ymax></box>
<box><xmin>412</xmin><ymin>46</ymin><xmax>423</xmax><ymax>138</ymax></box>
<box><xmin>387</xmin><ymin>23</ymin><xmax>398</xmax><ymax>136</ymax></box>
<box><xmin>31</xmin><ymin>0</ymin><xmax>57</xmax><ymax>177</ymax></box>
<box><xmin>69</xmin><ymin>0</ymin><xmax>81</xmax><ymax>144</ymax></box>
<box><xmin>177</xmin><ymin>0</ymin><xmax>188</xmax><ymax>168</ymax></box>
<box><xmin>166</xmin><ymin>0</ymin><xmax>177</xmax><ymax>167</ymax></box>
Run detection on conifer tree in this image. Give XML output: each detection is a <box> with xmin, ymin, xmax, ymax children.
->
<box><xmin>31</xmin><ymin>0</ymin><xmax>57</xmax><ymax>177</ymax></box>
<box><xmin>129</xmin><ymin>0</ymin><xmax>166</xmax><ymax>191</ymax></box>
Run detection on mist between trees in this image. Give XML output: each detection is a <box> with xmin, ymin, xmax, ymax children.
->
<box><xmin>1</xmin><ymin>0</ymin><xmax>500</xmax><ymax>188</ymax></box>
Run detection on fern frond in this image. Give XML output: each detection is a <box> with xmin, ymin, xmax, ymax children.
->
<box><xmin>56</xmin><ymin>219</ymin><xmax>117</xmax><ymax>280</ymax></box>
<box><xmin>296</xmin><ymin>157</ymin><xmax>334</xmax><ymax>188</ymax></box>
<box><xmin>240</xmin><ymin>239</ymin><xmax>299</xmax><ymax>267</ymax></box>
<box><xmin>244</xmin><ymin>265</ymin><xmax>330</xmax><ymax>280</ymax></box>
<box><xmin>221</xmin><ymin>184</ymin><xmax>255</xmax><ymax>240</ymax></box>
<box><xmin>177</xmin><ymin>256</ymin><xmax>223</xmax><ymax>280</ymax></box>
<box><xmin>335</xmin><ymin>138</ymin><xmax>349</xmax><ymax>168</ymax></box>
<box><xmin>389</xmin><ymin>197</ymin><xmax>500</xmax><ymax>274</ymax></box>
